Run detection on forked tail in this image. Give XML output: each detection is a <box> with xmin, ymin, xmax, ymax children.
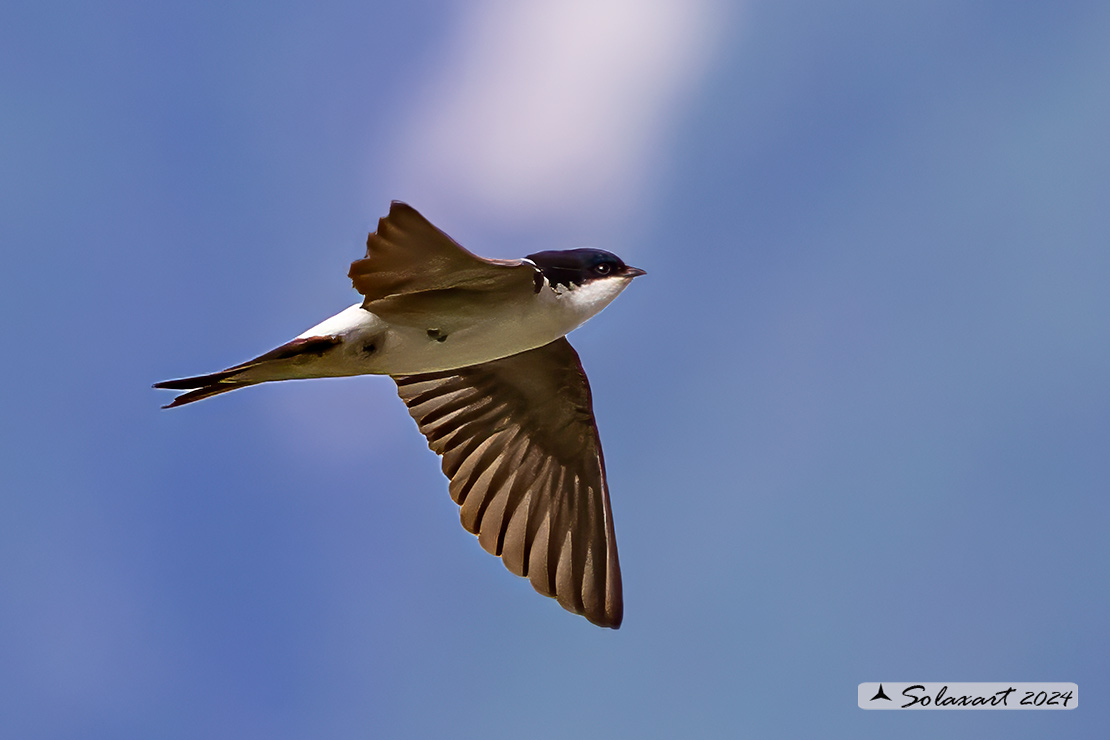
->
<box><xmin>152</xmin><ymin>368</ymin><xmax>259</xmax><ymax>408</ymax></box>
<box><xmin>154</xmin><ymin>335</ymin><xmax>345</xmax><ymax>408</ymax></box>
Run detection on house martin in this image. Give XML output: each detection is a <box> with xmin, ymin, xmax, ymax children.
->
<box><xmin>155</xmin><ymin>201</ymin><xmax>644</xmax><ymax>628</ymax></box>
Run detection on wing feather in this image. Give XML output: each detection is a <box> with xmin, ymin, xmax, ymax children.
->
<box><xmin>349</xmin><ymin>202</ymin><xmax>536</xmax><ymax>303</ymax></box>
<box><xmin>393</xmin><ymin>337</ymin><xmax>623</xmax><ymax>628</ymax></box>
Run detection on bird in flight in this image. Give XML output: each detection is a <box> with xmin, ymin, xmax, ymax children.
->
<box><xmin>155</xmin><ymin>202</ymin><xmax>644</xmax><ymax>628</ymax></box>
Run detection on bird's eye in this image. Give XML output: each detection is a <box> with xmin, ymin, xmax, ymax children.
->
<box><xmin>594</xmin><ymin>263</ymin><xmax>612</xmax><ymax>275</ymax></box>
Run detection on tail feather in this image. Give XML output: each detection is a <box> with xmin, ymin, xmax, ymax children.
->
<box><xmin>153</xmin><ymin>367</ymin><xmax>243</xmax><ymax>391</ymax></box>
<box><xmin>153</xmin><ymin>368</ymin><xmax>258</xmax><ymax>408</ymax></box>
<box><xmin>154</xmin><ymin>334</ymin><xmax>347</xmax><ymax>408</ymax></box>
<box><xmin>156</xmin><ymin>381</ymin><xmax>258</xmax><ymax>408</ymax></box>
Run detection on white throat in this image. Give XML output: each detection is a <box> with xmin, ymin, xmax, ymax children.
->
<box><xmin>547</xmin><ymin>276</ymin><xmax>634</xmax><ymax>329</ymax></box>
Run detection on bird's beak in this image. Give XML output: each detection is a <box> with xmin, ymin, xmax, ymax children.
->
<box><xmin>623</xmin><ymin>266</ymin><xmax>647</xmax><ymax>278</ymax></box>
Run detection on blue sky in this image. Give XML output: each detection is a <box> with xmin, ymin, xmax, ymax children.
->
<box><xmin>2</xmin><ymin>1</ymin><xmax>1108</xmax><ymax>737</ymax></box>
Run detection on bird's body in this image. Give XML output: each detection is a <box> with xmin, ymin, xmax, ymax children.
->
<box><xmin>156</xmin><ymin>202</ymin><xmax>643</xmax><ymax>628</ymax></box>
<box><xmin>287</xmin><ymin>264</ymin><xmax>630</xmax><ymax>377</ymax></box>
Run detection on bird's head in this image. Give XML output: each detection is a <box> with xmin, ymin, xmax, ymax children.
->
<box><xmin>524</xmin><ymin>249</ymin><xmax>646</xmax><ymax>293</ymax></box>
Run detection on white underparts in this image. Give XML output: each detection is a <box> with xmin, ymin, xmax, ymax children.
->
<box><xmin>261</xmin><ymin>275</ymin><xmax>634</xmax><ymax>379</ymax></box>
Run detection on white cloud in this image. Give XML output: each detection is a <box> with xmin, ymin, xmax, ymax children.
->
<box><xmin>394</xmin><ymin>0</ymin><xmax>728</xmax><ymax>228</ymax></box>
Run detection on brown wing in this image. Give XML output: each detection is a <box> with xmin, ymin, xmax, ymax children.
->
<box><xmin>349</xmin><ymin>201</ymin><xmax>535</xmax><ymax>303</ymax></box>
<box><xmin>393</xmin><ymin>337</ymin><xmax>623</xmax><ymax>629</ymax></box>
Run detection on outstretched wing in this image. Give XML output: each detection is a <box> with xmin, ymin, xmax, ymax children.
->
<box><xmin>393</xmin><ymin>338</ymin><xmax>623</xmax><ymax>628</ymax></box>
<box><xmin>349</xmin><ymin>201</ymin><xmax>536</xmax><ymax>303</ymax></box>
